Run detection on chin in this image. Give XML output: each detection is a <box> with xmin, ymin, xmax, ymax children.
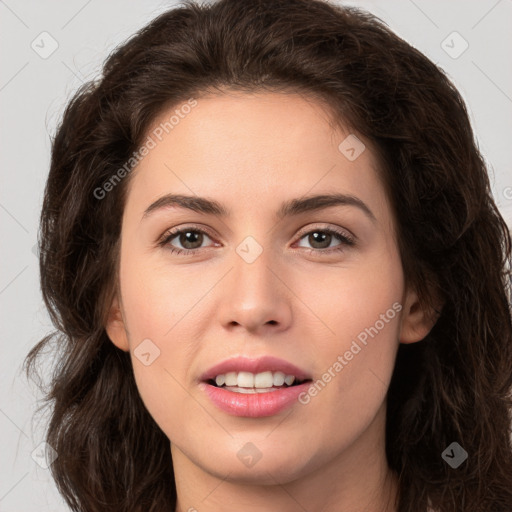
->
<box><xmin>194</xmin><ymin>443</ymin><xmax>312</xmax><ymax>485</ymax></box>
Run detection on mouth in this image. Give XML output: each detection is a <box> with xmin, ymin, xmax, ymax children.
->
<box><xmin>199</xmin><ymin>356</ymin><xmax>313</xmax><ymax>417</ymax></box>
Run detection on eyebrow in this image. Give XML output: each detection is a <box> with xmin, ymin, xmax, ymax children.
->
<box><xmin>141</xmin><ymin>192</ymin><xmax>376</xmax><ymax>223</ymax></box>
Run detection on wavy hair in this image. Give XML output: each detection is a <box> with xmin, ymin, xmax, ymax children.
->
<box><xmin>25</xmin><ymin>0</ymin><xmax>512</xmax><ymax>510</ymax></box>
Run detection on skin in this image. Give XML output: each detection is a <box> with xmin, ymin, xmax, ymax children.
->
<box><xmin>106</xmin><ymin>91</ymin><xmax>437</xmax><ymax>512</ymax></box>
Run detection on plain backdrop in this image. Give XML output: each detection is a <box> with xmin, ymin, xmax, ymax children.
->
<box><xmin>1</xmin><ymin>0</ymin><xmax>511</xmax><ymax>510</ymax></box>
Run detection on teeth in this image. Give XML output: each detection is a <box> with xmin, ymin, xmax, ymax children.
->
<box><xmin>212</xmin><ymin>370</ymin><xmax>300</xmax><ymax>389</ymax></box>
<box><xmin>254</xmin><ymin>371</ymin><xmax>273</xmax><ymax>388</ymax></box>
<box><xmin>272</xmin><ymin>371</ymin><xmax>285</xmax><ymax>386</ymax></box>
<box><xmin>225</xmin><ymin>372</ymin><xmax>237</xmax><ymax>386</ymax></box>
<box><xmin>237</xmin><ymin>371</ymin><xmax>254</xmax><ymax>387</ymax></box>
<box><xmin>284</xmin><ymin>375</ymin><xmax>295</xmax><ymax>386</ymax></box>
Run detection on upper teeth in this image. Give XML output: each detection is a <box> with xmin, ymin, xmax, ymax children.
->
<box><xmin>214</xmin><ymin>371</ymin><xmax>297</xmax><ymax>388</ymax></box>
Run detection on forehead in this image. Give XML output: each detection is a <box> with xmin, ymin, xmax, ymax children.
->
<box><xmin>124</xmin><ymin>91</ymin><xmax>389</xmax><ymax>224</ymax></box>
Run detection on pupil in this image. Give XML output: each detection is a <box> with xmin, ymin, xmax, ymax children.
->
<box><xmin>310</xmin><ymin>232</ymin><xmax>330</xmax><ymax>249</ymax></box>
<box><xmin>181</xmin><ymin>231</ymin><xmax>202</xmax><ymax>249</ymax></box>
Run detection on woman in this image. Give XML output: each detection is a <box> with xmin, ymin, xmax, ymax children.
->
<box><xmin>25</xmin><ymin>0</ymin><xmax>512</xmax><ymax>511</ymax></box>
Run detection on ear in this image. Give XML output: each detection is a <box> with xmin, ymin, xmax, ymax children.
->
<box><xmin>105</xmin><ymin>293</ymin><xmax>130</xmax><ymax>351</ymax></box>
<box><xmin>399</xmin><ymin>287</ymin><xmax>442</xmax><ymax>344</ymax></box>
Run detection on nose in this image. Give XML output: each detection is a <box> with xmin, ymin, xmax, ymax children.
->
<box><xmin>217</xmin><ymin>243</ymin><xmax>292</xmax><ymax>334</ymax></box>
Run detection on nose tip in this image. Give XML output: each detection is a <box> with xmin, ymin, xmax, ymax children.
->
<box><xmin>227</xmin><ymin>307</ymin><xmax>280</xmax><ymax>332</ymax></box>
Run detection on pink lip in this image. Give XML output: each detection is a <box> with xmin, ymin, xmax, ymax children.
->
<box><xmin>199</xmin><ymin>381</ymin><xmax>312</xmax><ymax>417</ymax></box>
<box><xmin>199</xmin><ymin>355</ymin><xmax>311</xmax><ymax>383</ymax></box>
<box><xmin>198</xmin><ymin>356</ymin><xmax>312</xmax><ymax>418</ymax></box>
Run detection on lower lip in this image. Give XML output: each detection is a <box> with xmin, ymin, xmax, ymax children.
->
<box><xmin>200</xmin><ymin>382</ymin><xmax>311</xmax><ymax>417</ymax></box>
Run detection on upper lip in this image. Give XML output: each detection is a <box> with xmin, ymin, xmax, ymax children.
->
<box><xmin>199</xmin><ymin>356</ymin><xmax>312</xmax><ymax>383</ymax></box>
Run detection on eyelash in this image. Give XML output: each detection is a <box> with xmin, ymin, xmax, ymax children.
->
<box><xmin>157</xmin><ymin>224</ymin><xmax>356</xmax><ymax>256</ymax></box>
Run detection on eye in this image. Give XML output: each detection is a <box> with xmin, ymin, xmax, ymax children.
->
<box><xmin>158</xmin><ymin>226</ymin><xmax>217</xmax><ymax>255</ymax></box>
<box><xmin>294</xmin><ymin>226</ymin><xmax>355</xmax><ymax>254</ymax></box>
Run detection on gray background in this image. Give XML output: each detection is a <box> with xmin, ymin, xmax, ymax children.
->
<box><xmin>1</xmin><ymin>0</ymin><xmax>511</xmax><ymax>510</ymax></box>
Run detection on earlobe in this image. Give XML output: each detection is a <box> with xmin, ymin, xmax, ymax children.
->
<box><xmin>399</xmin><ymin>288</ymin><xmax>442</xmax><ymax>344</ymax></box>
<box><xmin>105</xmin><ymin>294</ymin><xmax>130</xmax><ymax>352</ymax></box>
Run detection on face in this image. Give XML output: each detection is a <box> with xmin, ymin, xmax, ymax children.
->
<box><xmin>106</xmin><ymin>90</ymin><xmax>432</xmax><ymax>486</ymax></box>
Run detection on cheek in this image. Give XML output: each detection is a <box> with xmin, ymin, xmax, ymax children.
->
<box><xmin>117</xmin><ymin>255</ymin><xmax>201</xmax><ymax>433</ymax></box>
<box><xmin>295</xmin><ymin>247</ymin><xmax>403</xmax><ymax>404</ymax></box>
<box><xmin>130</xmin><ymin>360</ymin><xmax>203</xmax><ymax>441</ymax></box>
<box><xmin>119</xmin><ymin>246</ymin><xmax>203</xmax><ymax>343</ymax></box>
<box><xmin>295</xmin><ymin>249</ymin><xmax>403</xmax><ymax>350</ymax></box>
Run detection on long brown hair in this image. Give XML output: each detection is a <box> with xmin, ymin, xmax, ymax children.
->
<box><xmin>25</xmin><ymin>0</ymin><xmax>512</xmax><ymax>510</ymax></box>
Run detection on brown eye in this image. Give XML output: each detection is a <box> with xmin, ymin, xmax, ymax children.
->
<box><xmin>306</xmin><ymin>231</ymin><xmax>334</xmax><ymax>249</ymax></box>
<box><xmin>159</xmin><ymin>227</ymin><xmax>215</xmax><ymax>254</ymax></box>
<box><xmin>296</xmin><ymin>228</ymin><xmax>355</xmax><ymax>253</ymax></box>
<box><xmin>175</xmin><ymin>230</ymin><xmax>205</xmax><ymax>250</ymax></box>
